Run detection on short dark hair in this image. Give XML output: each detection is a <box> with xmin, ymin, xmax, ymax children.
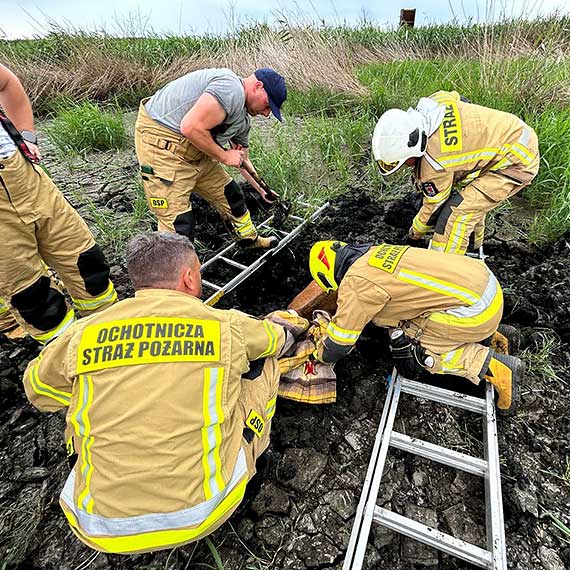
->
<box><xmin>126</xmin><ymin>232</ymin><xmax>198</xmax><ymax>290</ymax></box>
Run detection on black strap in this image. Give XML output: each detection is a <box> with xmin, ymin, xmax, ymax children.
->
<box><xmin>0</xmin><ymin>114</ymin><xmax>39</xmax><ymax>164</ymax></box>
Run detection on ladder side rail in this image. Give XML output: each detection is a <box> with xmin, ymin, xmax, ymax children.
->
<box><xmin>343</xmin><ymin>372</ymin><xmax>398</xmax><ymax>569</ymax></box>
<box><xmin>203</xmin><ymin>202</ymin><xmax>329</xmax><ymax>305</ymax></box>
<box><xmin>483</xmin><ymin>383</ymin><xmax>507</xmax><ymax>570</ymax></box>
<box><xmin>346</xmin><ymin>372</ymin><xmax>405</xmax><ymax>570</ymax></box>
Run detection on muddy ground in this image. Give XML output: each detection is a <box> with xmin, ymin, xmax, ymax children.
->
<box><xmin>1</xmin><ymin>137</ymin><xmax>569</xmax><ymax>570</ymax></box>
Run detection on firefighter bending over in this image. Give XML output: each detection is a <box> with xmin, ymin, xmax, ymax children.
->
<box><xmin>372</xmin><ymin>91</ymin><xmax>539</xmax><ymax>255</ymax></box>
<box><xmin>309</xmin><ymin>240</ymin><xmax>524</xmax><ymax>413</ymax></box>
<box><xmin>23</xmin><ymin>232</ymin><xmax>303</xmax><ymax>554</ymax></box>
<box><xmin>0</xmin><ymin>63</ymin><xmax>117</xmax><ymax>343</ymax></box>
<box><xmin>135</xmin><ymin>67</ymin><xmax>286</xmax><ymax>249</ymax></box>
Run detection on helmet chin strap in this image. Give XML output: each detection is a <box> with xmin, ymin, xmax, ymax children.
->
<box><xmin>414</xmin><ymin>97</ymin><xmax>446</xmax><ymax>137</ymax></box>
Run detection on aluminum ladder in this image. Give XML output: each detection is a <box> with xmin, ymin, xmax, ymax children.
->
<box><xmin>201</xmin><ymin>201</ymin><xmax>329</xmax><ymax>306</ymax></box>
<box><xmin>343</xmin><ymin>369</ymin><xmax>507</xmax><ymax>570</ymax></box>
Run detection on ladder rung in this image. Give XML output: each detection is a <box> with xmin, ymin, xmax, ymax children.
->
<box><xmin>401</xmin><ymin>378</ymin><xmax>486</xmax><ymax>414</ymax></box>
<box><xmin>288</xmin><ymin>214</ymin><xmax>304</xmax><ymax>222</ymax></box>
<box><xmin>390</xmin><ymin>431</ymin><xmax>487</xmax><ymax>477</ymax></box>
<box><xmin>373</xmin><ymin>507</ymin><xmax>493</xmax><ymax>569</ymax></box>
<box><xmin>219</xmin><ymin>256</ymin><xmax>248</xmax><ymax>270</ymax></box>
<box><xmin>201</xmin><ymin>279</ymin><xmax>222</xmax><ymax>291</ymax></box>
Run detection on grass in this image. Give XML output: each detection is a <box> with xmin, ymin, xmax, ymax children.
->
<box><xmin>520</xmin><ymin>332</ymin><xmax>562</xmax><ymax>383</ymax></box>
<box><xmin>72</xmin><ymin>182</ymin><xmax>154</xmax><ymax>258</ymax></box>
<box><xmin>46</xmin><ymin>100</ymin><xmax>127</xmax><ymax>156</ymax></box>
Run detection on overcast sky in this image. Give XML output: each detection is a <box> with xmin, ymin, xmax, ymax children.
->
<box><xmin>1</xmin><ymin>0</ymin><xmax>568</xmax><ymax>39</ymax></box>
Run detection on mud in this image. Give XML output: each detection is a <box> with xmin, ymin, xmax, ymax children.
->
<box><xmin>1</xmin><ymin>153</ymin><xmax>570</xmax><ymax>570</ymax></box>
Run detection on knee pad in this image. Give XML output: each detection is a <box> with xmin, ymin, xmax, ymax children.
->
<box><xmin>223</xmin><ymin>180</ymin><xmax>247</xmax><ymax>217</ymax></box>
<box><xmin>11</xmin><ymin>276</ymin><xmax>67</xmax><ymax>331</ymax></box>
<box><xmin>174</xmin><ymin>211</ymin><xmax>195</xmax><ymax>242</ymax></box>
<box><xmin>77</xmin><ymin>244</ymin><xmax>111</xmax><ymax>296</ymax></box>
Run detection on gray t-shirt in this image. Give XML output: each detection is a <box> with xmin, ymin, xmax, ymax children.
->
<box><xmin>145</xmin><ymin>68</ymin><xmax>251</xmax><ymax>148</ymax></box>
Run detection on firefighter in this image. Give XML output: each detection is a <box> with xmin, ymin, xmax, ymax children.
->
<box><xmin>0</xmin><ymin>63</ymin><xmax>117</xmax><ymax>343</ymax></box>
<box><xmin>135</xmin><ymin>67</ymin><xmax>286</xmax><ymax>249</ymax></box>
<box><xmin>22</xmin><ymin>231</ymin><xmax>305</xmax><ymax>554</ymax></box>
<box><xmin>308</xmin><ymin>240</ymin><xmax>524</xmax><ymax>413</ymax></box>
<box><xmin>372</xmin><ymin>91</ymin><xmax>539</xmax><ymax>255</ymax></box>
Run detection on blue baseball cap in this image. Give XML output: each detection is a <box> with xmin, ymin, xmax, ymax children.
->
<box><xmin>254</xmin><ymin>68</ymin><xmax>286</xmax><ymax>122</ymax></box>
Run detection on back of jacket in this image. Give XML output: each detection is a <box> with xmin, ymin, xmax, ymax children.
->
<box><xmin>23</xmin><ymin>289</ymin><xmax>285</xmax><ymax>535</ymax></box>
<box><xmin>410</xmin><ymin>91</ymin><xmax>539</xmax><ymax>235</ymax></box>
<box><xmin>316</xmin><ymin>244</ymin><xmax>501</xmax><ymax>362</ymax></box>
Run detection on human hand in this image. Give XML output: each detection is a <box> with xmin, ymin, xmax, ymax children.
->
<box><xmin>222</xmin><ymin>148</ymin><xmax>245</xmax><ymax>168</ymax></box>
<box><xmin>25</xmin><ymin>141</ymin><xmax>42</xmax><ymax>161</ymax></box>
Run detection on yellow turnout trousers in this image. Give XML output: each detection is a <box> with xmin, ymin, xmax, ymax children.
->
<box><xmin>0</xmin><ymin>150</ymin><xmax>117</xmax><ymax>343</ymax></box>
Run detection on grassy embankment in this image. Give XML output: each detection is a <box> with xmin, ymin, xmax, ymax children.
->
<box><xmin>1</xmin><ymin>15</ymin><xmax>569</xmax><ymax>242</ymax></box>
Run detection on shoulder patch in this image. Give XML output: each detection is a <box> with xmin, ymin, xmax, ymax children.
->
<box><xmin>422</xmin><ymin>182</ymin><xmax>438</xmax><ymax>198</ymax></box>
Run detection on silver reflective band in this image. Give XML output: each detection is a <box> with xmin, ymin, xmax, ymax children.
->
<box><xmin>60</xmin><ymin>447</ymin><xmax>248</xmax><ymax>536</ymax></box>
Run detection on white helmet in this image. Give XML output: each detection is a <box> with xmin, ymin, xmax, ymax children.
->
<box><xmin>372</xmin><ymin>107</ymin><xmax>428</xmax><ymax>176</ymax></box>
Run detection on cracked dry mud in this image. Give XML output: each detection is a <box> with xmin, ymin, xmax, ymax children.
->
<box><xmin>1</xmin><ymin>134</ymin><xmax>569</xmax><ymax>570</ymax></box>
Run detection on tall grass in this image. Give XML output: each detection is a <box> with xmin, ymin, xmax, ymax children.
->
<box><xmin>46</xmin><ymin>100</ymin><xmax>127</xmax><ymax>155</ymax></box>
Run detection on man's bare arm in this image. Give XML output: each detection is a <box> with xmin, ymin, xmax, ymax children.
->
<box><xmin>179</xmin><ymin>93</ymin><xmax>244</xmax><ymax>168</ymax></box>
<box><xmin>0</xmin><ymin>63</ymin><xmax>35</xmax><ymax>132</ymax></box>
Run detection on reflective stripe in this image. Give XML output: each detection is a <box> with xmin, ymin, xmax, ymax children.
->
<box><xmin>0</xmin><ymin>298</ymin><xmax>9</xmax><ymax>314</ymax></box>
<box><xmin>232</xmin><ymin>211</ymin><xmax>256</xmax><ymax>238</ymax></box>
<box><xmin>265</xmin><ymin>396</ymin><xmax>277</xmax><ymax>420</ymax></box>
<box><xmin>32</xmin><ymin>308</ymin><xmax>76</xmax><ymax>344</ymax></box>
<box><xmin>28</xmin><ymin>354</ymin><xmax>72</xmax><ymax>406</ymax></box>
<box><xmin>429</xmin><ymin>240</ymin><xmax>446</xmax><ymax>252</ymax></box>
<box><xmin>397</xmin><ymin>269</ymin><xmax>480</xmax><ymax>306</ymax></box>
<box><xmin>326</xmin><ymin>321</ymin><xmax>360</xmax><ymax>346</ymax></box>
<box><xmin>429</xmin><ymin>273</ymin><xmax>503</xmax><ymax>327</ymax></box>
<box><xmin>445</xmin><ymin>213</ymin><xmax>473</xmax><ymax>254</ymax></box>
<box><xmin>201</xmin><ymin>367</ymin><xmax>225</xmax><ymax>500</ymax></box>
<box><xmin>439</xmin><ymin>141</ymin><xmax>535</xmax><ymax>170</ymax></box>
<box><xmin>72</xmin><ymin>375</ymin><xmax>96</xmax><ymax>513</ymax></box>
<box><xmin>258</xmin><ymin>320</ymin><xmax>278</xmax><ymax>358</ymax></box>
<box><xmin>60</xmin><ymin>447</ymin><xmax>248</xmax><ymax>552</ymax></box>
<box><xmin>438</xmin><ymin>347</ymin><xmax>465</xmax><ymax>373</ymax></box>
<box><xmin>72</xmin><ymin>282</ymin><xmax>118</xmax><ymax>311</ymax></box>
<box><xmin>412</xmin><ymin>215</ymin><xmax>433</xmax><ymax>234</ymax></box>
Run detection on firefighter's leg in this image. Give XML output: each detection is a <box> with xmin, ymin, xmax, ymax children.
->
<box><xmin>0</xmin><ymin>151</ymin><xmax>75</xmax><ymax>343</ymax></box>
<box><xmin>135</xmin><ymin>112</ymin><xmax>199</xmax><ymax>241</ymax></box>
<box><xmin>237</xmin><ymin>357</ymin><xmax>280</xmax><ymax>478</ymax></box>
<box><xmin>32</xmin><ymin>173</ymin><xmax>117</xmax><ymax>317</ymax></box>
<box><xmin>193</xmin><ymin>160</ymin><xmax>257</xmax><ymax>241</ymax></box>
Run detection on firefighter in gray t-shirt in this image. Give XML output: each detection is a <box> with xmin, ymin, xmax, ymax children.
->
<box><xmin>135</xmin><ymin>67</ymin><xmax>286</xmax><ymax>249</ymax></box>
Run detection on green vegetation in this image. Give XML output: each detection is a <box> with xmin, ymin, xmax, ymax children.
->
<box><xmin>2</xmin><ymin>13</ymin><xmax>569</xmax><ymax>242</ymax></box>
<box><xmin>46</xmin><ymin>100</ymin><xmax>127</xmax><ymax>155</ymax></box>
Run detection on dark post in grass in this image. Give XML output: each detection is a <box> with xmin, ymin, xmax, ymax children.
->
<box><xmin>400</xmin><ymin>8</ymin><xmax>416</xmax><ymax>28</ymax></box>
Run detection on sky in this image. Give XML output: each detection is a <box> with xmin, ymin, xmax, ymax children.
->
<box><xmin>1</xmin><ymin>0</ymin><xmax>568</xmax><ymax>39</ymax></box>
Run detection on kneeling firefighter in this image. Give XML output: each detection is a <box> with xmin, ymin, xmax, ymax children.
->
<box><xmin>23</xmin><ymin>232</ymin><xmax>306</xmax><ymax>554</ymax></box>
<box><xmin>372</xmin><ymin>91</ymin><xmax>539</xmax><ymax>255</ymax></box>
<box><xmin>0</xmin><ymin>63</ymin><xmax>117</xmax><ymax>343</ymax></box>
<box><xmin>308</xmin><ymin>240</ymin><xmax>523</xmax><ymax>413</ymax></box>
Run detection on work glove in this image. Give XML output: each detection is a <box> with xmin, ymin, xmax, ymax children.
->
<box><xmin>265</xmin><ymin>310</ymin><xmax>310</xmax><ymax>338</ymax></box>
<box><xmin>308</xmin><ymin>310</ymin><xmax>330</xmax><ymax>344</ymax></box>
<box><xmin>407</xmin><ymin>226</ymin><xmax>424</xmax><ymax>241</ymax></box>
